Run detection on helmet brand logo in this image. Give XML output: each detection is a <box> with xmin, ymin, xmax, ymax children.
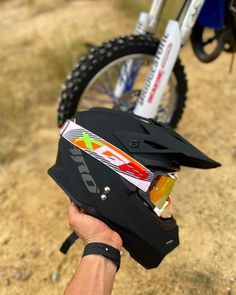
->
<box><xmin>129</xmin><ymin>139</ymin><xmax>139</xmax><ymax>148</ymax></box>
<box><xmin>70</xmin><ymin>147</ymin><xmax>100</xmax><ymax>194</ymax></box>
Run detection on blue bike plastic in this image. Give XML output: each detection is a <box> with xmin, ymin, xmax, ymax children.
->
<box><xmin>198</xmin><ymin>0</ymin><xmax>225</xmax><ymax>30</ymax></box>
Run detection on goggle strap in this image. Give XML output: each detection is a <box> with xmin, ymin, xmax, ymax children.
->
<box><xmin>61</xmin><ymin>119</ymin><xmax>154</xmax><ymax>192</ymax></box>
<box><xmin>153</xmin><ymin>196</ymin><xmax>171</xmax><ymax>216</ymax></box>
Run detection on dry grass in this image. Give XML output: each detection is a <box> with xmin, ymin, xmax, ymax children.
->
<box><xmin>115</xmin><ymin>0</ymin><xmax>153</xmax><ymax>16</ymax></box>
<box><xmin>0</xmin><ymin>0</ymin><xmax>87</xmax><ymax>163</ymax></box>
<box><xmin>170</xmin><ymin>264</ymin><xmax>219</xmax><ymax>295</ymax></box>
<box><xmin>115</xmin><ymin>0</ymin><xmax>184</xmax><ymax>35</ymax></box>
<box><xmin>38</xmin><ymin>38</ymin><xmax>86</xmax><ymax>94</ymax></box>
<box><xmin>0</xmin><ymin>41</ymin><xmax>34</xmax><ymax>163</ymax></box>
<box><xmin>0</xmin><ymin>37</ymin><xmax>87</xmax><ymax>163</ymax></box>
<box><xmin>23</xmin><ymin>0</ymin><xmax>75</xmax><ymax>14</ymax></box>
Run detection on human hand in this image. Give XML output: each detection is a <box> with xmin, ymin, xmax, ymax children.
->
<box><xmin>68</xmin><ymin>203</ymin><xmax>123</xmax><ymax>250</ymax></box>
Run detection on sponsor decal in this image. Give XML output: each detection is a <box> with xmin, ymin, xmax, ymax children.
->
<box><xmin>191</xmin><ymin>1</ymin><xmax>203</xmax><ymax>21</ymax></box>
<box><xmin>161</xmin><ymin>43</ymin><xmax>173</xmax><ymax>68</ymax></box>
<box><xmin>186</xmin><ymin>0</ymin><xmax>204</xmax><ymax>30</ymax></box>
<box><xmin>61</xmin><ymin>120</ymin><xmax>154</xmax><ymax>192</ymax></box>
<box><xmin>147</xmin><ymin>69</ymin><xmax>164</xmax><ymax>103</ymax></box>
<box><xmin>147</xmin><ymin>42</ymin><xmax>172</xmax><ymax>104</ymax></box>
<box><xmin>138</xmin><ymin>31</ymin><xmax>173</xmax><ymax>105</ymax></box>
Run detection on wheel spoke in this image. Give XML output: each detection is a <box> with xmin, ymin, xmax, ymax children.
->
<box><xmin>203</xmin><ymin>36</ymin><xmax>217</xmax><ymax>46</ymax></box>
<box><xmin>90</xmin><ymin>83</ymin><xmax>111</xmax><ymax>97</ymax></box>
<box><xmin>83</xmin><ymin>95</ymin><xmax>113</xmax><ymax>105</ymax></box>
<box><xmin>104</xmin><ymin>71</ymin><xmax>115</xmax><ymax>101</ymax></box>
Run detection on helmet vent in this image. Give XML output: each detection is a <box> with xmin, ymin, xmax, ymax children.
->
<box><xmin>144</xmin><ymin>140</ymin><xmax>167</xmax><ymax>150</ymax></box>
<box><xmin>173</xmin><ymin>135</ymin><xmax>186</xmax><ymax>143</ymax></box>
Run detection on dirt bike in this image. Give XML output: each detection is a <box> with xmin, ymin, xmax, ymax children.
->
<box><xmin>57</xmin><ymin>0</ymin><xmax>236</xmax><ymax>128</ymax></box>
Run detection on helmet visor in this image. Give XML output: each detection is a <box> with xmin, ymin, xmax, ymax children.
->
<box><xmin>149</xmin><ymin>173</ymin><xmax>177</xmax><ymax>213</ymax></box>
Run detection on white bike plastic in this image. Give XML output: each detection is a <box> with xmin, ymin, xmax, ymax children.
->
<box><xmin>134</xmin><ymin>20</ymin><xmax>181</xmax><ymax>118</ymax></box>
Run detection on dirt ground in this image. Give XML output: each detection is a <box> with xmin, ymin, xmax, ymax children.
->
<box><xmin>0</xmin><ymin>1</ymin><xmax>235</xmax><ymax>294</ymax></box>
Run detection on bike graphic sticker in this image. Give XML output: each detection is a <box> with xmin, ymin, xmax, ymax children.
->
<box><xmin>61</xmin><ymin>120</ymin><xmax>154</xmax><ymax>192</ymax></box>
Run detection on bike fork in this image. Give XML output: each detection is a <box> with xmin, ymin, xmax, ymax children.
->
<box><xmin>134</xmin><ymin>0</ymin><xmax>205</xmax><ymax>119</ymax></box>
<box><xmin>133</xmin><ymin>20</ymin><xmax>181</xmax><ymax>118</ymax></box>
<box><xmin>113</xmin><ymin>0</ymin><xmax>165</xmax><ymax>100</ymax></box>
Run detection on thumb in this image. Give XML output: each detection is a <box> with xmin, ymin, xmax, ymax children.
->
<box><xmin>68</xmin><ymin>203</ymin><xmax>83</xmax><ymax>223</ymax></box>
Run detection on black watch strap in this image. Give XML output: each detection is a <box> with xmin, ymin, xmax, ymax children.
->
<box><xmin>82</xmin><ymin>242</ymin><xmax>120</xmax><ymax>271</ymax></box>
<box><xmin>60</xmin><ymin>231</ymin><xmax>78</xmax><ymax>254</ymax></box>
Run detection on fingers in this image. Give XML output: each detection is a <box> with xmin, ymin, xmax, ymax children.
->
<box><xmin>70</xmin><ymin>203</ymin><xmax>87</xmax><ymax>214</ymax></box>
<box><xmin>68</xmin><ymin>203</ymin><xmax>88</xmax><ymax>228</ymax></box>
<box><xmin>69</xmin><ymin>202</ymin><xmax>81</xmax><ymax>213</ymax></box>
<box><xmin>68</xmin><ymin>203</ymin><xmax>82</xmax><ymax>228</ymax></box>
<box><xmin>81</xmin><ymin>208</ymin><xmax>87</xmax><ymax>214</ymax></box>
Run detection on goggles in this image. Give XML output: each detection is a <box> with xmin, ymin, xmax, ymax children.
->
<box><xmin>149</xmin><ymin>172</ymin><xmax>177</xmax><ymax>216</ymax></box>
<box><xmin>61</xmin><ymin>120</ymin><xmax>177</xmax><ymax>217</ymax></box>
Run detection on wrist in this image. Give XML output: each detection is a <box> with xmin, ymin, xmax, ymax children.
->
<box><xmin>81</xmin><ymin>254</ymin><xmax>117</xmax><ymax>270</ymax></box>
<box><xmin>82</xmin><ymin>242</ymin><xmax>121</xmax><ymax>271</ymax></box>
<box><xmin>86</xmin><ymin>231</ymin><xmax>123</xmax><ymax>251</ymax></box>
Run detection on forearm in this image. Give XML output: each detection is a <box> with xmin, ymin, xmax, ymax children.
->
<box><xmin>64</xmin><ymin>254</ymin><xmax>117</xmax><ymax>295</ymax></box>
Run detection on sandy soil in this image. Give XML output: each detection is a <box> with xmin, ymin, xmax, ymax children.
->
<box><xmin>0</xmin><ymin>1</ymin><xmax>235</xmax><ymax>294</ymax></box>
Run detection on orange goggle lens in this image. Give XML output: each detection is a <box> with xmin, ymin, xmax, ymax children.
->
<box><xmin>149</xmin><ymin>173</ymin><xmax>177</xmax><ymax>210</ymax></box>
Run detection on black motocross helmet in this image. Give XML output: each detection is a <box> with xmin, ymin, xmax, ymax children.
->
<box><xmin>48</xmin><ymin>108</ymin><xmax>220</xmax><ymax>269</ymax></box>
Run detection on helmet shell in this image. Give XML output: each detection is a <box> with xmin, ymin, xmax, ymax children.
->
<box><xmin>48</xmin><ymin>108</ymin><xmax>220</xmax><ymax>268</ymax></box>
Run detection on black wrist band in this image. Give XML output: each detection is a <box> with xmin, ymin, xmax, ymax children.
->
<box><xmin>82</xmin><ymin>242</ymin><xmax>120</xmax><ymax>271</ymax></box>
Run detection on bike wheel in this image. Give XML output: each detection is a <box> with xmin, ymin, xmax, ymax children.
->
<box><xmin>58</xmin><ymin>34</ymin><xmax>187</xmax><ymax>128</ymax></box>
<box><xmin>191</xmin><ymin>22</ymin><xmax>225</xmax><ymax>63</ymax></box>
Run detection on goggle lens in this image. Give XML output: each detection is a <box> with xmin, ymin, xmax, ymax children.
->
<box><xmin>149</xmin><ymin>173</ymin><xmax>177</xmax><ymax>210</ymax></box>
